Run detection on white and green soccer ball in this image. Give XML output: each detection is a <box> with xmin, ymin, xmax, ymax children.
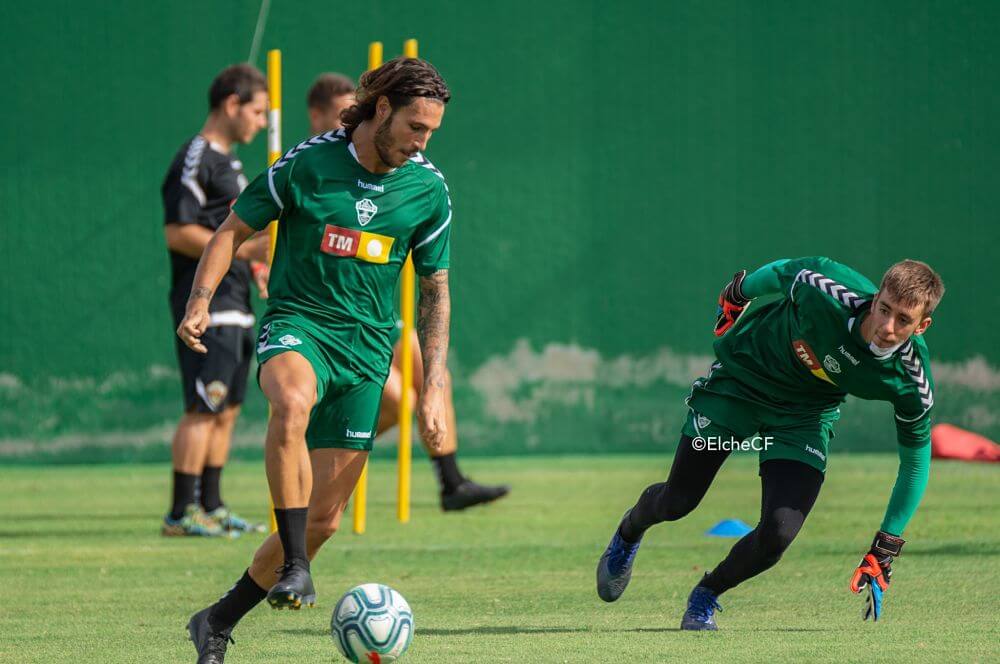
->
<box><xmin>331</xmin><ymin>583</ymin><xmax>414</xmax><ymax>663</ymax></box>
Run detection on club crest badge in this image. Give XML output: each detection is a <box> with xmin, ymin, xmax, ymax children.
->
<box><xmin>279</xmin><ymin>334</ymin><xmax>302</xmax><ymax>347</ymax></box>
<box><xmin>355</xmin><ymin>198</ymin><xmax>377</xmax><ymax>226</ymax></box>
<box><xmin>206</xmin><ymin>380</ymin><xmax>228</xmax><ymax>409</ymax></box>
<box><xmin>823</xmin><ymin>355</ymin><xmax>842</xmax><ymax>374</ymax></box>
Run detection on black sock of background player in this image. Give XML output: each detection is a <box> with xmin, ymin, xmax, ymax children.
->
<box><xmin>433</xmin><ymin>453</ymin><xmax>465</xmax><ymax>493</ymax></box>
<box><xmin>273</xmin><ymin>507</ymin><xmax>310</xmax><ymax>568</ymax></box>
<box><xmin>200</xmin><ymin>465</ymin><xmax>224</xmax><ymax>513</ymax></box>
<box><xmin>208</xmin><ymin>569</ymin><xmax>267</xmax><ymax>633</ymax></box>
<box><xmin>170</xmin><ymin>471</ymin><xmax>199</xmax><ymax>520</ymax></box>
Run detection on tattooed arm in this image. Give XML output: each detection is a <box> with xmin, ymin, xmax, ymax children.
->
<box><xmin>176</xmin><ymin>212</ymin><xmax>258</xmax><ymax>353</ymax></box>
<box><xmin>416</xmin><ymin>269</ymin><xmax>451</xmax><ymax>450</ymax></box>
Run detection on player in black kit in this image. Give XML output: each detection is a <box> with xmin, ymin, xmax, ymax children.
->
<box><xmin>161</xmin><ymin>64</ymin><xmax>271</xmax><ymax>537</ymax></box>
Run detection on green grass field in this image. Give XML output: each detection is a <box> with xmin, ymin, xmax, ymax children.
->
<box><xmin>1</xmin><ymin>454</ymin><xmax>997</xmax><ymax>663</ymax></box>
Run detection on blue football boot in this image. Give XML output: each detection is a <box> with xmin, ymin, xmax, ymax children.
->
<box><xmin>681</xmin><ymin>583</ymin><xmax>723</xmax><ymax>631</ymax></box>
<box><xmin>596</xmin><ymin>510</ymin><xmax>643</xmax><ymax>602</ymax></box>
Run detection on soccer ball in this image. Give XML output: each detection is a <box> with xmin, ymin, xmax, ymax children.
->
<box><xmin>331</xmin><ymin>583</ymin><xmax>414</xmax><ymax>662</ymax></box>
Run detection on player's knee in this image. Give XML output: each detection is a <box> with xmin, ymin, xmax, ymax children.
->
<box><xmin>180</xmin><ymin>410</ymin><xmax>216</xmax><ymax>427</ymax></box>
<box><xmin>269</xmin><ymin>389</ymin><xmax>313</xmax><ymax>427</ymax></box>
<box><xmin>654</xmin><ymin>487</ymin><xmax>701</xmax><ymax>522</ymax></box>
<box><xmin>213</xmin><ymin>406</ymin><xmax>239</xmax><ymax>430</ymax></box>
<box><xmin>757</xmin><ymin>511</ymin><xmax>802</xmax><ymax>559</ymax></box>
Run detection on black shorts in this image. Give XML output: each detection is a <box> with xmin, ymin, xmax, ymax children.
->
<box><xmin>174</xmin><ymin>324</ymin><xmax>255</xmax><ymax>414</ymax></box>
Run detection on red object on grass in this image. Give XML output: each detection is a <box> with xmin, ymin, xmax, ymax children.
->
<box><xmin>930</xmin><ymin>424</ymin><xmax>1000</xmax><ymax>462</ymax></box>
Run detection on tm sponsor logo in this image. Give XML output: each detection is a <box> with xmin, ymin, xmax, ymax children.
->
<box><xmin>346</xmin><ymin>429</ymin><xmax>372</xmax><ymax>440</ymax></box>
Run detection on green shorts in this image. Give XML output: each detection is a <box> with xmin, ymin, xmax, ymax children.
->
<box><xmin>682</xmin><ymin>362</ymin><xmax>840</xmax><ymax>473</ymax></box>
<box><xmin>256</xmin><ymin>315</ymin><xmax>385</xmax><ymax>451</ymax></box>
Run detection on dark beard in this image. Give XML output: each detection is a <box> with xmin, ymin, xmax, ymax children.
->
<box><xmin>373</xmin><ymin>115</ymin><xmax>398</xmax><ymax>168</ymax></box>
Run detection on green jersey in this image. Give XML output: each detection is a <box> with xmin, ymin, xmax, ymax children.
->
<box><xmin>233</xmin><ymin>129</ymin><xmax>452</xmax><ymax>380</ymax></box>
<box><xmin>717</xmin><ymin>256</ymin><xmax>934</xmax><ymax>450</ymax></box>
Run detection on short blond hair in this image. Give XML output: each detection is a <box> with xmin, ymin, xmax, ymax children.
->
<box><xmin>879</xmin><ymin>259</ymin><xmax>945</xmax><ymax>317</ymax></box>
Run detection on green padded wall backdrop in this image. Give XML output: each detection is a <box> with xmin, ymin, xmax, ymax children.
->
<box><xmin>2</xmin><ymin>1</ymin><xmax>998</xmax><ymax>462</ymax></box>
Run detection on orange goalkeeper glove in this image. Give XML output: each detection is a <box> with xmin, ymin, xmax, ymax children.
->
<box><xmin>850</xmin><ymin>531</ymin><xmax>904</xmax><ymax>621</ymax></box>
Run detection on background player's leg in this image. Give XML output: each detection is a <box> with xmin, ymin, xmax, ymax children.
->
<box><xmin>200</xmin><ymin>403</ymin><xmax>239</xmax><ymax>513</ymax></box>
<box><xmin>434</xmin><ymin>368</ymin><xmax>508</xmax><ymax>509</ymax></box>
<box><xmin>699</xmin><ymin>459</ymin><xmax>824</xmax><ymax>595</ymax></box>
<box><xmin>376</xmin><ymin>365</ymin><xmax>408</xmax><ymax>436</ymax></box>
<box><xmin>403</xmin><ymin>334</ymin><xmax>510</xmax><ymax>509</ymax></box>
<box><xmin>620</xmin><ymin>434</ymin><xmax>732</xmax><ymax>542</ymax></box>
<box><xmin>258</xmin><ymin>351</ymin><xmax>317</xmax><ymax>582</ymax></box>
<box><xmin>439</xmin><ymin>367</ymin><xmax>458</xmax><ymax>457</ymax></box>
<box><xmin>167</xmin><ymin>327</ymin><xmax>246</xmax><ymax>536</ymax></box>
<box><xmin>167</xmin><ymin>411</ymin><xmax>216</xmax><ymax>526</ymax></box>
<box><xmin>197</xmin><ymin>402</ymin><xmax>264</xmax><ymax>533</ymax></box>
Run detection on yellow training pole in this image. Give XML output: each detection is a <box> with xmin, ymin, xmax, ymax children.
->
<box><xmin>266</xmin><ymin>49</ymin><xmax>282</xmax><ymax>535</ymax></box>
<box><xmin>352</xmin><ymin>41</ymin><xmax>384</xmax><ymax>535</ymax></box>
<box><xmin>397</xmin><ymin>38</ymin><xmax>419</xmax><ymax>524</ymax></box>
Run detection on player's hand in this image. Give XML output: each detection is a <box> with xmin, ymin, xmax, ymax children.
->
<box><xmin>714</xmin><ymin>269</ymin><xmax>751</xmax><ymax>336</ymax></box>
<box><xmin>251</xmin><ymin>261</ymin><xmax>269</xmax><ymax>299</ymax></box>
<box><xmin>177</xmin><ymin>305</ymin><xmax>211</xmax><ymax>354</ymax></box>
<box><xmin>850</xmin><ymin>531</ymin><xmax>905</xmax><ymax>621</ymax></box>
<box><xmin>417</xmin><ymin>385</ymin><xmax>448</xmax><ymax>452</ymax></box>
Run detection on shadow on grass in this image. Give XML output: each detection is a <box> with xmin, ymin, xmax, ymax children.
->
<box><xmin>0</xmin><ymin>529</ymin><xmax>139</xmax><ymax>539</ymax></box>
<box><xmin>417</xmin><ymin>626</ymin><xmax>828</xmax><ymax>636</ymax></box>
<box><xmin>421</xmin><ymin>627</ymin><xmax>596</xmax><ymax>636</ymax></box>
<box><xmin>277</xmin><ymin>626</ymin><xmax>688</xmax><ymax>638</ymax></box>
<box><xmin>1</xmin><ymin>512</ymin><xmax>154</xmax><ymax>522</ymax></box>
<box><xmin>278</xmin><ymin>624</ymin><xmax>831</xmax><ymax>638</ymax></box>
<box><xmin>903</xmin><ymin>543</ymin><xmax>1000</xmax><ymax>557</ymax></box>
<box><xmin>737</xmin><ymin>628</ymin><xmax>829</xmax><ymax>632</ymax></box>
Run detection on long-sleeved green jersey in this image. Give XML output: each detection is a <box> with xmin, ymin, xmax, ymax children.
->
<box><xmin>722</xmin><ymin>256</ymin><xmax>933</xmax><ymax>535</ymax></box>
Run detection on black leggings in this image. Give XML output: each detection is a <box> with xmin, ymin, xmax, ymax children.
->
<box><xmin>621</xmin><ymin>435</ymin><xmax>824</xmax><ymax>595</ymax></box>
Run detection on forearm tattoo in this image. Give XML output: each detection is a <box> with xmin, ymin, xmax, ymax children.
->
<box><xmin>417</xmin><ymin>270</ymin><xmax>451</xmax><ymax>390</ymax></box>
<box><xmin>189</xmin><ymin>286</ymin><xmax>213</xmax><ymax>302</ymax></box>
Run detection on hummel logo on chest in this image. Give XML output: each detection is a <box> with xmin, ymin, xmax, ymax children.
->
<box><xmin>357</xmin><ymin>179</ymin><xmax>384</xmax><ymax>193</ymax></box>
<box><xmin>838</xmin><ymin>345</ymin><xmax>861</xmax><ymax>366</ymax></box>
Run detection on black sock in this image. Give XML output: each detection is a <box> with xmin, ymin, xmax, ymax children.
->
<box><xmin>170</xmin><ymin>471</ymin><xmax>199</xmax><ymax>520</ymax></box>
<box><xmin>432</xmin><ymin>453</ymin><xmax>464</xmax><ymax>493</ymax></box>
<box><xmin>200</xmin><ymin>465</ymin><xmax>224</xmax><ymax>513</ymax></box>
<box><xmin>208</xmin><ymin>569</ymin><xmax>267</xmax><ymax>632</ymax></box>
<box><xmin>273</xmin><ymin>507</ymin><xmax>309</xmax><ymax>568</ymax></box>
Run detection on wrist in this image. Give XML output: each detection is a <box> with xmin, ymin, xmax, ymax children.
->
<box><xmin>421</xmin><ymin>377</ymin><xmax>446</xmax><ymax>394</ymax></box>
<box><xmin>871</xmin><ymin>531</ymin><xmax>905</xmax><ymax>558</ymax></box>
<box><xmin>186</xmin><ymin>286</ymin><xmax>212</xmax><ymax>310</ymax></box>
<box><xmin>730</xmin><ymin>270</ymin><xmax>750</xmax><ymax>304</ymax></box>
